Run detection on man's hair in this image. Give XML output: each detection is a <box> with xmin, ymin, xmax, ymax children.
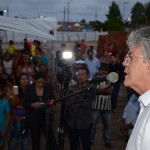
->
<box><xmin>78</xmin><ymin>66</ymin><xmax>89</xmax><ymax>75</ymax></box>
<box><xmin>87</xmin><ymin>49</ymin><xmax>93</xmax><ymax>54</ymax></box>
<box><xmin>127</xmin><ymin>26</ymin><xmax>150</xmax><ymax>61</ymax></box>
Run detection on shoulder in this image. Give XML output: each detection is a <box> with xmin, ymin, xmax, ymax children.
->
<box><xmin>1</xmin><ymin>98</ymin><xmax>10</xmax><ymax>105</ymax></box>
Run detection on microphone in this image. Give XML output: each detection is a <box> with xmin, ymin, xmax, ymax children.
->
<box><xmin>38</xmin><ymin>99</ymin><xmax>55</xmax><ymax>109</ymax></box>
<box><xmin>88</xmin><ymin>72</ymin><xmax>119</xmax><ymax>84</ymax></box>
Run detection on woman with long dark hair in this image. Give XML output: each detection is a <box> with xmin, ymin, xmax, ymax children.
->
<box><xmin>8</xmin><ymin>73</ymin><xmax>30</xmax><ymax>150</ymax></box>
<box><xmin>23</xmin><ymin>71</ymin><xmax>57</xmax><ymax>150</ymax></box>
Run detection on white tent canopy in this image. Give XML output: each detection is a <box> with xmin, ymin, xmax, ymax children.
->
<box><xmin>0</xmin><ymin>16</ymin><xmax>57</xmax><ymax>40</ymax></box>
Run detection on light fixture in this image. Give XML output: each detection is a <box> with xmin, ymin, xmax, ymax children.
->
<box><xmin>62</xmin><ymin>51</ymin><xmax>72</xmax><ymax>59</ymax></box>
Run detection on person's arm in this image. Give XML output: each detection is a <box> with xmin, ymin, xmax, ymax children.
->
<box><xmin>96</xmin><ymin>84</ymin><xmax>113</xmax><ymax>95</ymax></box>
<box><xmin>23</xmin><ymin>84</ymin><xmax>40</xmax><ymax>110</ymax></box>
<box><xmin>1</xmin><ymin>112</ymin><xmax>10</xmax><ymax>137</ymax></box>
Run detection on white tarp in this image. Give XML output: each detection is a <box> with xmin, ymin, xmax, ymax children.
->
<box><xmin>0</xmin><ymin>16</ymin><xmax>57</xmax><ymax>40</ymax></box>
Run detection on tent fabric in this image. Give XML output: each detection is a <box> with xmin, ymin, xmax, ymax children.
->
<box><xmin>0</xmin><ymin>16</ymin><xmax>57</xmax><ymax>40</ymax></box>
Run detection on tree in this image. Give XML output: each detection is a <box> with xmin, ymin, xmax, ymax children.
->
<box><xmin>105</xmin><ymin>1</ymin><xmax>124</xmax><ymax>31</ymax></box>
<box><xmin>145</xmin><ymin>2</ymin><xmax>150</xmax><ymax>25</ymax></box>
<box><xmin>88</xmin><ymin>21</ymin><xmax>103</xmax><ymax>32</ymax></box>
<box><xmin>130</xmin><ymin>2</ymin><xmax>146</xmax><ymax>27</ymax></box>
<box><xmin>80</xmin><ymin>19</ymin><xmax>87</xmax><ymax>24</ymax></box>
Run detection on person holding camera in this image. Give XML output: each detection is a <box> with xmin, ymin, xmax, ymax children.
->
<box><xmin>8</xmin><ymin>73</ymin><xmax>30</xmax><ymax>150</ymax></box>
<box><xmin>23</xmin><ymin>71</ymin><xmax>57</xmax><ymax>150</ymax></box>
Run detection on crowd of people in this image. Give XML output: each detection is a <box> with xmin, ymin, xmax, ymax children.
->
<box><xmin>1</xmin><ymin>26</ymin><xmax>149</xmax><ymax>150</ymax></box>
<box><xmin>0</xmin><ymin>38</ymin><xmax>53</xmax><ymax>150</ymax></box>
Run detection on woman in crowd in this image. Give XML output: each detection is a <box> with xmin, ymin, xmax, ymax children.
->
<box><xmin>39</xmin><ymin>64</ymin><xmax>51</xmax><ymax>83</ymax></box>
<box><xmin>8</xmin><ymin>73</ymin><xmax>30</xmax><ymax>150</ymax></box>
<box><xmin>5</xmin><ymin>77</ymin><xmax>15</xmax><ymax>108</ymax></box>
<box><xmin>23</xmin><ymin>71</ymin><xmax>57</xmax><ymax>150</ymax></box>
<box><xmin>17</xmin><ymin>54</ymin><xmax>34</xmax><ymax>84</ymax></box>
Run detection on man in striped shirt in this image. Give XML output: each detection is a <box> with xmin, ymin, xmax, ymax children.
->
<box><xmin>91</xmin><ymin>63</ymin><xmax>113</xmax><ymax>149</ymax></box>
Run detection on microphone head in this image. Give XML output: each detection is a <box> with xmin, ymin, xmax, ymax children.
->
<box><xmin>106</xmin><ymin>72</ymin><xmax>119</xmax><ymax>83</ymax></box>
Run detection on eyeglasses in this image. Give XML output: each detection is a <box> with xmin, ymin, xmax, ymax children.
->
<box><xmin>125</xmin><ymin>51</ymin><xmax>143</xmax><ymax>63</ymax></box>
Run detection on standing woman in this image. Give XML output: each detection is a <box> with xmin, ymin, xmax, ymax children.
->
<box><xmin>8</xmin><ymin>73</ymin><xmax>30</xmax><ymax>150</ymax></box>
<box><xmin>23</xmin><ymin>71</ymin><xmax>57</xmax><ymax>150</ymax></box>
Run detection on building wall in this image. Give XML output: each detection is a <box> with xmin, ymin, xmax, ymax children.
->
<box><xmin>97</xmin><ymin>31</ymin><xmax>129</xmax><ymax>60</ymax></box>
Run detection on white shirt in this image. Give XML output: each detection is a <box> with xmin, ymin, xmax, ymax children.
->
<box><xmin>126</xmin><ymin>90</ymin><xmax>150</xmax><ymax>150</ymax></box>
<box><xmin>3</xmin><ymin>60</ymin><xmax>13</xmax><ymax>75</ymax></box>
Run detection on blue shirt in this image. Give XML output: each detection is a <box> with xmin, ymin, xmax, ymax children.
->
<box><xmin>0</xmin><ymin>98</ymin><xmax>10</xmax><ymax>132</ymax></box>
<box><xmin>122</xmin><ymin>94</ymin><xmax>140</xmax><ymax>135</ymax></box>
<box><xmin>85</xmin><ymin>57</ymin><xmax>100</xmax><ymax>77</ymax></box>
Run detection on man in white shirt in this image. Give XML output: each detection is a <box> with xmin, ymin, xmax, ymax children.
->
<box><xmin>123</xmin><ymin>26</ymin><xmax>150</xmax><ymax>150</ymax></box>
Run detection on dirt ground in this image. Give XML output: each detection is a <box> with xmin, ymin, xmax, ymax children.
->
<box><xmin>12</xmin><ymin>41</ymin><xmax>128</xmax><ymax>150</ymax></box>
<box><xmin>52</xmin><ymin>84</ymin><xmax>128</xmax><ymax>150</ymax></box>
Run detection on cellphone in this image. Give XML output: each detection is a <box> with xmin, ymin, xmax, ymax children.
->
<box><xmin>13</xmin><ymin>86</ymin><xmax>19</xmax><ymax>95</ymax></box>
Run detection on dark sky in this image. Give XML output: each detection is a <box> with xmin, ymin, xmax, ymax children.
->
<box><xmin>0</xmin><ymin>0</ymin><xmax>149</xmax><ymax>22</ymax></box>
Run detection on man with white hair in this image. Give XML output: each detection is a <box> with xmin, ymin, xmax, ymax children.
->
<box><xmin>123</xmin><ymin>26</ymin><xmax>150</xmax><ymax>150</ymax></box>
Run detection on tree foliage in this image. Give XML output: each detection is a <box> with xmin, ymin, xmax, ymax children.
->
<box><xmin>105</xmin><ymin>1</ymin><xmax>124</xmax><ymax>31</ymax></box>
<box><xmin>130</xmin><ymin>2</ymin><xmax>146</xmax><ymax>27</ymax></box>
<box><xmin>106</xmin><ymin>1</ymin><xmax>122</xmax><ymax>20</ymax></box>
<box><xmin>145</xmin><ymin>2</ymin><xmax>150</xmax><ymax>25</ymax></box>
<box><xmin>88</xmin><ymin>21</ymin><xmax>103</xmax><ymax>32</ymax></box>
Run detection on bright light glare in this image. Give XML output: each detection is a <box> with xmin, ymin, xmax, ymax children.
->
<box><xmin>63</xmin><ymin>51</ymin><xmax>72</xmax><ymax>59</ymax></box>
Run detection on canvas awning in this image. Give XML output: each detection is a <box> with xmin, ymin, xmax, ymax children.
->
<box><xmin>0</xmin><ymin>16</ymin><xmax>57</xmax><ymax>40</ymax></box>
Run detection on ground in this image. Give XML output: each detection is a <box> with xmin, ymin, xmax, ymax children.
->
<box><xmin>8</xmin><ymin>41</ymin><xmax>128</xmax><ymax>150</ymax></box>
<box><xmin>53</xmin><ymin>84</ymin><xmax>127</xmax><ymax>150</ymax></box>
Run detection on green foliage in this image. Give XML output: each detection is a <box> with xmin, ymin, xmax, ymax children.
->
<box><xmin>105</xmin><ymin>18</ymin><xmax>124</xmax><ymax>31</ymax></box>
<box><xmin>145</xmin><ymin>2</ymin><xmax>150</xmax><ymax>25</ymax></box>
<box><xmin>106</xmin><ymin>1</ymin><xmax>122</xmax><ymax>20</ymax></box>
<box><xmin>88</xmin><ymin>21</ymin><xmax>103</xmax><ymax>32</ymax></box>
<box><xmin>105</xmin><ymin>1</ymin><xmax>124</xmax><ymax>31</ymax></box>
<box><xmin>80</xmin><ymin>19</ymin><xmax>86</xmax><ymax>24</ymax></box>
<box><xmin>131</xmin><ymin>2</ymin><xmax>146</xmax><ymax>27</ymax></box>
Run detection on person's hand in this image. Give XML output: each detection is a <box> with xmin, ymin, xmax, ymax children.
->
<box><xmin>0</xmin><ymin>129</ymin><xmax>6</xmax><ymax>137</ymax></box>
<box><xmin>120</xmin><ymin>123</ymin><xmax>128</xmax><ymax>137</ymax></box>
<box><xmin>31</xmin><ymin>102</ymin><xmax>42</xmax><ymax>109</ymax></box>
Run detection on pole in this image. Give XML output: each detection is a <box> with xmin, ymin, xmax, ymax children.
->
<box><xmin>67</xmin><ymin>2</ymin><xmax>69</xmax><ymax>22</ymax></box>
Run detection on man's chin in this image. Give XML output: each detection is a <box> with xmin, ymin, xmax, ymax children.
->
<box><xmin>123</xmin><ymin>80</ymin><xmax>130</xmax><ymax>87</ymax></box>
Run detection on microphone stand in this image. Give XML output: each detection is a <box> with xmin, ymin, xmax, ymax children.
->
<box><xmin>56</xmin><ymin>83</ymin><xmax>97</xmax><ymax>150</ymax></box>
<box><xmin>39</xmin><ymin>102</ymin><xmax>55</xmax><ymax>150</ymax></box>
<box><xmin>55</xmin><ymin>83</ymin><xmax>98</xmax><ymax>103</ymax></box>
<box><xmin>57</xmin><ymin>81</ymin><xmax>70</xmax><ymax>150</ymax></box>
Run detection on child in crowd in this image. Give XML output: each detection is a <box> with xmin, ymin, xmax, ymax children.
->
<box><xmin>0</xmin><ymin>84</ymin><xmax>11</xmax><ymax>149</ymax></box>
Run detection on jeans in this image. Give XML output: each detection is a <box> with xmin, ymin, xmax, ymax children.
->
<box><xmin>91</xmin><ymin>110</ymin><xmax>111</xmax><ymax>144</ymax></box>
<box><xmin>68</xmin><ymin>125</ymin><xmax>92</xmax><ymax>150</ymax></box>
<box><xmin>8</xmin><ymin>119</ymin><xmax>29</xmax><ymax>150</ymax></box>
